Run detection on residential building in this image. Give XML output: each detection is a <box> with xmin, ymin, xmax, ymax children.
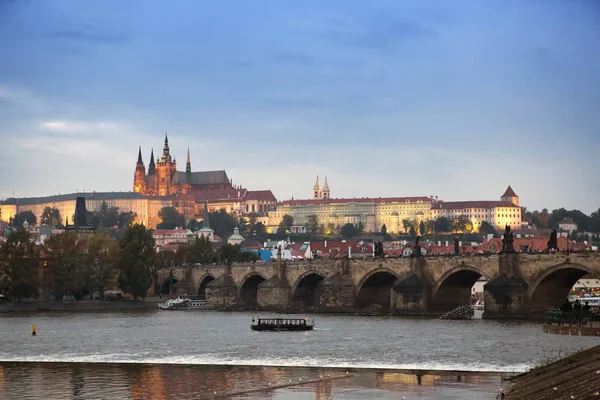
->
<box><xmin>558</xmin><ymin>218</ymin><xmax>578</xmax><ymax>233</ymax></box>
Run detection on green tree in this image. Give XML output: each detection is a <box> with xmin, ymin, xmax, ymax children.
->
<box><xmin>305</xmin><ymin>214</ymin><xmax>320</xmax><ymax>236</ymax></box>
<box><xmin>208</xmin><ymin>209</ymin><xmax>237</xmax><ymax>238</ymax></box>
<box><xmin>215</xmin><ymin>243</ymin><xmax>257</xmax><ymax>264</ymax></box>
<box><xmin>118</xmin><ymin>211</ymin><xmax>136</xmax><ymax>228</ymax></box>
<box><xmin>479</xmin><ymin>221</ymin><xmax>496</xmax><ymax>235</ymax></box>
<box><xmin>157</xmin><ymin>207</ymin><xmax>185</xmax><ymax>229</ymax></box>
<box><xmin>357</xmin><ymin>221</ymin><xmax>364</xmax><ymax>235</ymax></box>
<box><xmin>408</xmin><ymin>225</ymin><xmax>417</xmax><ymax>238</ymax></box>
<box><xmin>277</xmin><ymin>221</ymin><xmax>288</xmax><ymax>235</ymax></box>
<box><xmin>419</xmin><ymin>221</ymin><xmax>427</xmax><ymax>236</ymax></box>
<box><xmin>381</xmin><ymin>224</ymin><xmax>387</xmax><ymax>236</ymax></box>
<box><xmin>41</xmin><ymin>207</ymin><xmax>62</xmax><ymax>227</ymax></box>
<box><xmin>246</xmin><ymin>213</ymin><xmax>259</xmax><ymax>233</ymax></box>
<box><xmin>100</xmin><ymin>207</ymin><xmax>119</xmax><ymax>228</ymax></box>
<box><xmin>282</xmin><ymin>215</ymin><xmax>294</xmax><ymax>231</ymax></box>
<box><xmin>0</xmin><ymin>229</ymin><xmax>39</xmax><ymax>301</ymax></box>
<box><xmin>13</xmin><ymin>211</ymin><xmax>37</xmax><ymax>228</ymax></box>
<box><xmin>186</xmin><ymin>235</ymin><xmax>214</xmax><ymax>264</ymax></box>
<box><xmin>325</xmin><ymin>222</ymin><xmax>337</xmax><ymax>236</ymax></box>
<box><xmin>44</xmin><ymin>231</ymin><xmax>86</xmax><ymax>298</ymax></box>
<box><xmin>118</xmin><ymin>224</ymin><xmax>157</xmax><ymax>300</ymax></box>
<box><xmin>434</xmin><ymin>217</ymin><xmax>451</xmax><ymax>233</ymax></box>
<box><xmin>86</xmin><ymin>233</ymin><xmax>120</xmax><ymax>298</ymax></box>
<box><xmin>253</xmin><ymin>222</ymin><xmax>267</xmax><ymax>238</ymax></box>
<box><xmin>187</xmin><ymin>218</ymin><xmax>202</xmax><ymax>231</ymax></box>
<box><xmin>340</xmin><ymin>223</ymin><xmax>359</xmax><ymax>238</ymax></box>
<box><xmin>402</xmin><ymin>219</ymin><xmax>412</xmax><ymax>234</ymax></box>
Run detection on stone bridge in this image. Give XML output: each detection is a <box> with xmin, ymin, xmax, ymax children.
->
<box><xmin>156</xmin><ymin>252</ymin><xmax>600</xmax><ymax>318</ymax></box>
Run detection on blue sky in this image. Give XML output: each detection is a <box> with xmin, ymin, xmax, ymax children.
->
<box><xmin>0</xmin><ymin>0</ymin><xmax>598</xmax><ymax>213</ymax></box>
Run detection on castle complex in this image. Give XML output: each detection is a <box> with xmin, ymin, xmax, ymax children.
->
<box><xmin>0</xmin><ymin>141</ymin><xmax>522</xmax><ymax>234</ymax></box>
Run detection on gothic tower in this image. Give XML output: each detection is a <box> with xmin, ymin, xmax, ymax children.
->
<box><xmin>322</xmin><ymin>177</ymin><xmax>330</xmax><ymax>199</ymax></box>
<box><xmin>133</xmin><ymin>146</ymin><xmax>147</xmax><ymax>194</ymax></box>
<box><xmin>313</xmin><ymin>176</ymin><xmax>322</xmax><ymax>200</ymax></box>
<box><xmin>501</xmin><ymin>185</ymin><xmax>519</xmax><ymax>206</ymax></box>
<box><xmin>186</xmin><ymin>147</ymin><xmax>191</xmax><ymax>174</ymax></box>
<box><xmin>156</xmin><ymin>133</ymin><xmax>174</xmax><ymax>196</ymax></box>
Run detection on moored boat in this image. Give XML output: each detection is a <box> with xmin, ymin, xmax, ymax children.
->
<box><xmin>158</xmin><ymin>295</ymin><xmax>208</xmax><ymax>310</ymax></box>
<box><xmin>251</xmin><ymin>317</ymin><xmax>314</xmax><ymax>332</ymax></box>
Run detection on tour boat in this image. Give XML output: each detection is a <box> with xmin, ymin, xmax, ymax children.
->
<box><xmin>158</xmin><ymin>295</ymin><xmax>208</xmax><ymax>310</ymax></box>
<box><xmin>250</xmin><ymin>317</ymin><xmax>314</xmax><ymax>332</ymax></box>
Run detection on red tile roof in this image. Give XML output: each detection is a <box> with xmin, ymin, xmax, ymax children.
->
<box><xmin>244</xmin><ymin>190</ymin><xmax>277</xmax><ymax>202</ymax></box>
<box><xmin>433</xmin><ymin>201</ymin><xmax>519</xmax><ymax>210</ymax></box>
<box><xmin>192</xmin><ymin>189</ymin><xmax>243</xmax><ymax>202</ymax></box>
<box><xmin>279</xmin><ymin>196</ymin><xmax>432</xmax><ymax>206</ymax></box>
<box><xmin>501</xmin><ymin>185</ymin><xmax>518</xmax><ymax>198</ymax></box>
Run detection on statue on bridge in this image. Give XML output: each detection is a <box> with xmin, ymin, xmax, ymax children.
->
<box><xmin>547</xmin><ymin>228</ymin><xmax>559</xmax><ymax>252</ymax></box>
<box><xmin>412</xmin><ymin>236</ymin><xmax>422</xmax><ymax>257</ymax></box>
<box><xmin>501</xmin><ymin>224</ymin><xmax>515</xmax><ymax>253</ymax></box>
<box><xmin>374</xmin><ymin>240</ymin><xmax>385</xmax><ymax>258</ymax></box>
<box><xmin>454</xmin><ymin>237</ymin><xmax>459</xmax><ymax>256</ymax></box>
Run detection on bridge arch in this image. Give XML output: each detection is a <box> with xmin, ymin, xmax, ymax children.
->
<box><xmin>430</xmin><ymin>265</ymin><xmax>490</xmax><ymax>312</ymax></box>
<box><xmin>160</xmin><ymin>277</ymin><xmax>179</xmax><ymax>295</ymax></box>
<box><xmin>291</xmin><ymin>271</ymin><xmax>326</xmax><ymax>307</ymax></box>
<box><xmin>527</xmin><ymin>262</ymin><xmax>593</xmax><ymax>312</ymax></box>
<box><xmin>355</xmin><ymin>268</ymin><xmax>400</xmax><ymax>309</ymax></box>
<box><xmin>238</xmin><ymin>272</ymin><xmax>266</xmax><ymax>306</ymax></box>
<box><xmin>196</xmin><ymin>274</ymin><xmax>215</xmax><ymax>300</ymax></box>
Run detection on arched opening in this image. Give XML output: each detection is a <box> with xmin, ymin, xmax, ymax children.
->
<box><xmin>197</xmin><ymin>275</ymin><xmax>215</xmax><ymax>300</ymax></box>
<box><xmin>161</xmin><ymin>277</ymin><xmax>178</xmax><ymax>295</ymax></box>
<box><xmin>529</xmin><ymin>266</ymin><xmax>590</xmax><ymax>313</ymax></box>
<box><xmin>430</xmin><ymin>269</ymin><xmax>482</xmax><ymax>313</ymax></box>
<box><xmin>355</xmin><ymin>271</ymin><xmax>399</xmax><ymax>309</ymax></box>
<box><xmin>291</xmin><ymin>273</ymin><xmax>325</xmax><ymax>307</ymax></box>
<box><xmin>239</xmin><ymin>274</ymin><xmax>266</xmax><ymax>305</ymax></box>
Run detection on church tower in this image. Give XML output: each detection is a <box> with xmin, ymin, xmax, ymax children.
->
<box><xmin>156</xmin><ymin>133</ymin><xmax>174</xmax><ymax>196</ymax></box>
<box><xmin>133</xmin><ymin>146</ymin><xmax>147</xmax><ymax>194</ymax></box>
<box><xmin>186</xmin><ymin>147</ymin><xmax>191</xmax><ymax>174</ymax></box>
<box><xmin>322</xmin><ymin>177</ymin><xmax>330</xmax><ymax>199</ymax></box>
<box><xmin>313</xmin><ymin>176</ymin><xmax>322</xmax><ymax>200</ymax></box>
<box><xmin>501</xmin><ymin>185</ymin><xmax>519</xmax><ymax>206</ymax></box>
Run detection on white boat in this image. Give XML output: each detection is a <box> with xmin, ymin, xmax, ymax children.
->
<box><xmin>473</xmin><ymin>300</ymin><xmax>484</xmax><ymax>310</ymax></box>
<box><xmin>158</xmin><ymin>295</ymin><xmax>207</xmax><ymax>310</ymax></box>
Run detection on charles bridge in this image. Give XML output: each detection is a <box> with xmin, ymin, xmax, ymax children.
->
<box><xmin>156</xmin><ymin>252</ymin><xmax>600</xmax><ymax>318</ymax></box>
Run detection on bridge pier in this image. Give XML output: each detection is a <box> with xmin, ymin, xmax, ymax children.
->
<box><xmin>205</xmin><ymin>275</ymin><xmax>237</xmax><ymax>306</ymax></box>
<box><xmin>317</xmin><ymin>273</ymin><xmax>356</xmax><ymax>312</ymax></box>
<box><xmin>391</xmin><ymin>274</ymin><xmax>432</xmax><ymax>316</ymax></box>
<box><xmin>483</xmin><ymin>253</ymin><xmax>529</xmax><ymax>318</ymax></box>
<box><xmin>257</xmin><ymin>260</ymin><xmax>290</xmax><ymax>311</ymax></box>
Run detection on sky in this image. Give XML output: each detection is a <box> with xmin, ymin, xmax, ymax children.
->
<box><xmin>0</xmin><ymin>0</ymin><xmax>599</xmax><ymax>213</ymax></box>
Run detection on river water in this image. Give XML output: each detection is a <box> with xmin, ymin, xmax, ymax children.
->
<box><xmin>0</xmin><ymin>310</ymin><xmax>597</xmax><ymax>399</ymax></box>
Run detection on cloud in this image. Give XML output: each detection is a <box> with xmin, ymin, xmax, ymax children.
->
<box><xmin>40</xmin><ymin>120</ymin><xmax>119</xmax><ymax>133</ymax></box>
<box><xmin>46</xmin><ymin>27</ymin><xmax>129</xmax><ymax>44</ymax></box>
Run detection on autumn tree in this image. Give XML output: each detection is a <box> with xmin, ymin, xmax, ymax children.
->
<box><xmin>44</xmin><ymin>231</ymin><xmax>86</xmax><ymax>298</ymax></box>
<box><xmin>85</xmin><ymin>233</ymin><xmax>120</xmax><ymax>297</ymax></box>
<box><xmin>0</xmin><ymin>229</ymin><xmax>40</xmax><ymax>301</ymax></box>
<box><xmin>118</xmin><ymin>224</ymin><xmax>157</xmax><ymax>300</ymax></box>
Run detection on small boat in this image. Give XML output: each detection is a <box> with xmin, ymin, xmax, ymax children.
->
<box><xmin>158</xmin><ymin>295</ymin><xmax>208</xmax><ymax>310</ymax></box>
<box><xmin>251</xmin><ymin>317</ymin><xmax>314</xmax><ymax>332</ymax></box>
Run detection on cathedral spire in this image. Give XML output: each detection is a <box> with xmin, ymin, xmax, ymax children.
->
<box><xmin>161</xmin><ymin>132</ymin><xmax>171</xmax><ymax>162</ymax></box>
<box><xmin>313</xmin><ymin>175</ymin><xmax>321</xmax><ymax>190</ymax></box>
<box><xmin>186</xmin><ymin>146</ymin><xmax>191</xmax><ymax>174</ymax></box>
<box><xmin>137</xmin><ymin>146</ymin><xmax>143</xmax><ymax>164</ymax></box>
<box><xmin>202</xmin><ymin>200</ymin><xmax>210</xmax><ymax>229</ymax></box>
<box><xmin>148</xmin><ymin>149</ymin><xmax>156</xmax><ymax>175</ymax></box>
<box><xmin>323</xmin><ymin>177</ymin><xmax>329</xmax><ymax>190</ymax></box>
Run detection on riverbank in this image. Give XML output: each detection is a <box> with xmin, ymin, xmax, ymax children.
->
<box><xmin>0</xmin><ymin>298</ymin><xmax>159</xmax><ymax>313</ymax></box>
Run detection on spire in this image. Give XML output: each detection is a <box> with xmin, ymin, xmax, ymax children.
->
<box><xmin>137</xmin><ymin>146</ymin><xmax>143</xmax><ymax>164</ymax></box>
<box><xmin>202</xmin><ymin>200</ymin><xmax>210</xmax><ymax>229</ymax></box>
<box><xmin>186</xmin><ymin>147</ymin><xmax>191</xmax><ymax>174</ymax></box>
<box><xmin>313</xmin><ymin>175</ymin><xmax>321</xmax><ymax>190</ymax></box>
<box><xmin>148</xmin><ymin>149</ymin><xmax>156</xmax><ymax>175</ymax></box>
<box><xmin>323</xmin><ymin>177</ymin><xmax>329</xmax><ymax>190</ymax></box>
<box><xmin>162</xmin><ymin>132</ymin><xmax>171</xmax><ymax>162</ymax></box>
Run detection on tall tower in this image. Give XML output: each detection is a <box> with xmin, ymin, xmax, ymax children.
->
<box><xmin>501</xmin><ymin>185</ymin><xmax>519</xmax><ymax>206</ymax></box>
<box><xmin>186</xmin><ymin>147</ymin><xmax>191</xmax><ymax>174</ymax></box>
<box><xmin>156</xmin><ymin>133</ymin><xmax>174</xmax><ymax>196</ymax></box>
<box><xmin>313</xmin><ymin>176</ymin><xmax>322</xmax><ymax>200</ymax></box>
<box><xmin>133</xmin><ymin>146</ymin><xmax>147</xmax><ymax>194</ymax></box>
<box><xmin>148</xmin><ymin>149</ymin><xmax>156</xmax><ymax>175</ymax></box>
<box><xmin>322</xmin><ymin>177</ymin><xmax>330</xmax><ymax>199</ymax></box>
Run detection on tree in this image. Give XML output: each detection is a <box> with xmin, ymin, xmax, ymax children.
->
<box><xmin>41</xmin><ymin>207</ymin><xmax>62</xmax><ymax>227</ymax></box>
<box><xmin>408</xmin><ymin>225</ymin><xmax>417</xmax><ymax>238</ymax></box>
<box><xmin>100</xmin><ymin>207</ymin><xmax>120</xmax><ymax>228</ymax></box>
<box><xmin>44</xmin><ymin>231</ymin><xmax>86</xmax><ymax>298</ymax></box>
<box><xmin>186</xmin><ymin>235</ymin><xmax>214</xmax><ymax>264</ymax></box>
<box><xmin>434</xmin><ymin>217</ymin><xmax>451</xmax><ymax>233</ymax></box>
<box><xmin>208</xmin><ymin>209</ymin><xmax>237</xmax><ymax>238</ymax></box>
<box><xmin>419</xmin><ymin>221</ymin><xmax>427</xmax><ymax>236</ymax></box>
<box><xmin>253</xmin><ymin>222</ymin><xmax>267</xmax><ymax>237</ymax></box>
<box><xmin>117</xmin><ymin>211</ymin><xmax>136</xmax><ymax>228</ymax></box>
<box><xmin>157</xmin><ymin>207</ymin><xmax>185</xmax><ymax>229</ymax></box>
<box><xmin>479</xmin><ymin>221</ymin><xmax>496</xmax><ymax>235</ymax></box>
<box><xmin>277</xmin><ymin>221</ymin><xmax>288</xmax><ymax>235</ymax></box>
<box><xmin>357</xmin><ymin>221</ymin><xmax>364</xmax><ymax>235</ymax></box>
<box><xmin>381</xmin><ymin>224</ymin><xmax>387</xmax><ymax>236</ymax></box>
<box><xmin>325</xmin><ymin>223</ymin><xmax>337</xmax><ymax>236</ymax></box>
<box><xmin>402</xmin><ymin>219</ymin><xmax>412</xmax><ymax>234</ymax></box>
<box><xmin>246</xmin><ymin>213</ymin><xmax>259</xmax><ymax>233</ymax></box>
<box><xmin>340</xmin><ymin>223</ymin><xmax>359</xmax><ymax>238</ymax></box>
<box><xmin>85</xmin><ymin>233</ymin><xmax>119</xmax><ymax>298</ymax></box>
<box><xmin>305</xmin><ymin>214</ymin><xmax>319</xmax><ymax>235</ymax></box>
<box><xmin>0</xmin><ymin>229</ymin><xmax>39</xmax><ymax>301</ymax></box>
<box><xmin>187</xmin><ymin>218</ymin><xmax>202</xmax><ymax>231</ymax></box>
<box><xmin>282</xmin><ymin>215</ymin><xmax>294</xmax><ymax>231</ymax></box>
<box><xmin>118</xmin><ymin>224</ymin><xmax>157</xmax><ymax>300</ymax></box>
<box><xmin>13</xmin><ymin>211</ymin><xmax>37</xmax><ymax>228</ymax></box>
<box><xmin>215</xmin><ymin>243</ymin><xmax>257</xmax><ymax>265</ymax></box>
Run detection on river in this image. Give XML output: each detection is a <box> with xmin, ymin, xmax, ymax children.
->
<box><xmin>0</xmin><ymin>310</ymin><xmax>597</xmax><ymax>399</ymax></box>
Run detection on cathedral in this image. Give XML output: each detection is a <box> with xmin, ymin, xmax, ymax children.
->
<box><xmin>133</xmin><ymin>134</ymin><xmax>233</xmax><ymax>196</ymax></box>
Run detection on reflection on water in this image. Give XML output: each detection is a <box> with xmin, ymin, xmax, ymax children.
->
<box><xmin>0</xmin><ymin>362</ymin><xmax>506</xmax><ymax>399</ymax></box>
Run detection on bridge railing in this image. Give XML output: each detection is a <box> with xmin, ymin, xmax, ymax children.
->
<box><xmin>544</xmin><ymin>310</ymin><xmax>600</xmax><ymax>326</ymax></box>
